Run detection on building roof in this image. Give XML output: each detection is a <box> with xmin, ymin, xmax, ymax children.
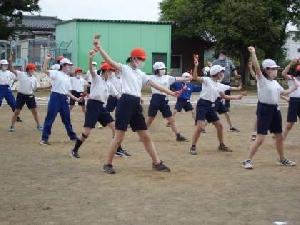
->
<box><xmin>8</xmin><ymin>15</ymin><xmax>62</xmax><ymax>30</ymax></box>
<box><xmin>57</xmin><ymin>18</ymin><xmax>173</xmax><ymax>26</ymax></box>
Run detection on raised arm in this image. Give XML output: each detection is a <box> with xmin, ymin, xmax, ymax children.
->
<box><xmin>192</xmin><ymin>56</ymin><xmax>203</xmax><ymax>83</ymax></box>
<box><xmin>281</xmin><ymin>78</ymin><xmax>299</xmax><ymax>96</ymax></box>
<box><xmin>93</xmin><ymin>35</ymin><xmax>121</xmax><ymax>71</ymax></box>
<box><xmin>8</xmin><ymin>51</ymin><xmax>17</xmax><ymax>76</ymax></box>
<box><xmin>88</xmin><ymin>50</ymin><xmax>97</xmax><ymax>77</ymax></box>
<box><xmin>42</xmin><ymin>54</ymin><xmax>52</xmax><ymax>76</ymax></box>
<box><xmin>248</xmin><ymin>61</ymin><xmax>256</xmax><ymax>79</ymax></box>
<box><xmin>248</xmin><ymin>46</ymin><xmax>261</xmax><ymax>79</ymax></box>
<box><xmin>282</xmin><ymin>59</ymin><xmax>298</xmax><ymax>80</ymax></box>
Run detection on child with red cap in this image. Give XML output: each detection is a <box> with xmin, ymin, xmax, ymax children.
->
<box><xmin>94</xmin><ymin>35</ymin><xmax>179</xmax><ymax>174</ymax></box>
<box><xmin>70</xmin><ymin>67</ymin><xmax>87</xmax><ymax>113</ymax></box>
<box><xmin>8</xmin><ymin>52</ymin><xmax>49</xmax><ymax>132</ymax></box>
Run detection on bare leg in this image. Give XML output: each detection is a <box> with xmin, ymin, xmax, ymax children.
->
<box><xmin>274</xmin><ymin>133</ymin><xmax>285</xmax><ymax>161</ymax></box>
<box><xmin>212</xmin><ymin>120</ymin><xmax>223</xmax><ymax>143</ymax></box>
<box><xmin>191</xmin><ymin>120</ymin><xmax>205</xmax><ymax>145</ymax></box>
<box><xmin>105</xmin><ymin>130</ymin><xmax>126</xmax><ymax>164</ymax></box>
<box><xmin>31</xmin><ymin>108</ymin><xmax>41</xmax><ymax>126</ymax></box>
<box><xmin>247</xmin><ymin>134</ymin><xmax>266</xmax><ymax>160</ymax></box>
<box><xmin>136</xmin><ymin>130</ymin><xmax>160</xmax><ymax>164</ymax></box>
<box><xmin>146</xmin><ymin>116</ymin><xmax>155</xmax><ymax>127</ymax></box>
<box><xmin>11</xmin><ymin>109</ymin><xmax>21</xmax><ymax>127</ymax></box>
<box><xmin>224</xmin><ymin>112</ymin><xmax>233</xmax><ymax>128</ymax></box>
<box><xmin>166</xmin><ymin>116</ymin><xmax>180</xmax><ymax>134</ymax></box>
<box><xmin>81</xmin><ymin>105</ymin><xmax>86</xmax><ymax>114</ymax></box>
<box><xmin>282</xmin><ymin>122</ymin><xmax>294</xmax><ymax>141</ymax></box>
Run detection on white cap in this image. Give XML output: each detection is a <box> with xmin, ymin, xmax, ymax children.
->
<box><xmin>262</xmin><ymin>59</ymin><xmax>280</xmax><ymax>69</ymax></box>
<box><xmin>182</xmin><ymin>72</ymin><xmax>191</xmax><ymax>78</ymax></box>
<box><xmin>92</xmin><ymin>61</ymin><xmax>97</xmax><ymax>66</ymax></box>
<box><xmin>153</xmin><ymin>62</ymin><xmax>166</xmax><ymax>70</ymax></box>
<box><xmin>60</xmin><ymin>58</ymin><xmax>73</xmax><ymax>65</ymax></box>
<box><xmin>210</xmin><ymin>65</ymin><xmax>225</xmax><ymax>76</ymax></box>
<box><xmin>0</xmin><ymin>59</ymin><xmax>9</xmax><ymax>65</ymax></box>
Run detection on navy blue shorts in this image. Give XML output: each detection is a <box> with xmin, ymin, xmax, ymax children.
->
<box><xmin>257</xmin><ymin>102</ymin><xmax>282</xmax><ymax>135</ymax></box>
<box><xmin>16</xmin><ymin>92</ymin><xmax>37</xmax><ymax>110</ymax></box>
<box><xmin>215</xmin><ymin>97</ymin><xmax>228</xmax><ymax>114</ymax></box>
<box><xmin>174</xmin><ymin>99</ymin><xmax>194</xmax><ymax>112</ymax></box>
<box><xmin>70</xmin><ymin>90</ymin><xmax>85</xmax><ymax>106</ymax></box>
<box><xmin>115</xmin><ymin>94</ymin><xmax>147</xmax><ymax>132</ymax></box>
<box><xmin>83</xmin><ymin>99</ymin><xmax>114</xmax><ymax>128</ymax></box>
<box><xmin>148</xmin><ymin>94</ymin><xmax>172</xmax><ymax>118</ymax></box>
<box><xmin>106</xmin><ymin>95</ymin><xmax>118</xmax><ymax>112</ymax></box>
<box><xmin>287</xmin><ymin>97</ymin><xmax>300</xmax><ymax>122</ymax></box>
<box><xmin>87</xmin><ymin>82</ymin><xmax>91</xmax><ymax>94</ymax></box>
<box><xmin>196</xmin><ymin>98</ymin><xmax>219</xmax><ymax>123</ymax></box>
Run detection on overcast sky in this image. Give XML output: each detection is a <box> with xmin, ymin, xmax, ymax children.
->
<box><xmin>37</xmin><ymin>0</ymin><xmax>163</xmax><ymax>21</ymax></box>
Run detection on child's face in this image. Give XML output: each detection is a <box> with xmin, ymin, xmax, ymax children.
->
<box><xmin>266</xmin><ymin>68</ymin><xmax>278</xmax><ymax>80</ymax></box>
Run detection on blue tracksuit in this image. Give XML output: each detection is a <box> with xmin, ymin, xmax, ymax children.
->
<box><xmin>170</xmin><ymin>82</ymin><xmax>202</xmax><ymax>100</ymax></box>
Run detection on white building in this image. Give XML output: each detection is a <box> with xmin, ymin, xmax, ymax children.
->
<box><xmin>285</xmin><ymin>24</ymin><xmax>300</xmax><ymax>60</ymax></box>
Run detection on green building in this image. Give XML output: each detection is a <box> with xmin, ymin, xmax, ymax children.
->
<box><xmin>55</xmin><ymin>19</ymin><xmax>172</xmax><ymax>74</ymax></box>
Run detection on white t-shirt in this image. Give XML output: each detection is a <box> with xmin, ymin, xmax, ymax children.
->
<box><xmin>200</xmin><ymin>77</ymin><xmax>220</xmax><ymax>102</ymax></box>
<box><xmin>0</xmin><ymin>70</ymin><xmax>16</xmax><ymax>85</ymax></box>
<box><xmin>70</xmin><ymin>77</ymin><xmax>87</xmax><ymax>92</ymax></box>
<box><xmin>89</xmin><ymin>75</ymin><xmax>118</xmax><ymax>103</ymax></box>
<box><xmin>49</xmin><ymin>70</ymin><xmax>71</xmax><ymax>95</ymax></box>
<box><xmin>17</xmin><ymin>71</ymin><xmax>39</xmax><ymax>95</ymax></box>
<box><xmin>119</xmin><ymin>64</ymin><xmax>150</xmax><ymax>97</ymax></box>
<box><xmin>257</xmin><ymin>74</ymin><xmax>284</xmax><ymax>105</ymax></box>
<box><xmin>216</xmin><ymin>82</ymin><xmax>230</xmax><ymax>98</ymax></box>
<box><xmin>50</xmin><ymin>64</ymin><xmax>60</xmax><ymax>71</ymax></box>
<box><xmin>85</xmin><ymin>69</ymin><xmax>97</xmax><ymax>83</ymax></box>
<box><xmin>149</xmin><ymin>75</ymin><xmax>176</xmax><ymax>96</ymax></box>
<box><xmin>108</xmin><ymin>74</ymin><xmax>122</xmax><ymax>93</ymax></box>
<box><xmin>287</xmin><ymin>75</ymin><xmax>300</xmax><ymax>98</ymax></box>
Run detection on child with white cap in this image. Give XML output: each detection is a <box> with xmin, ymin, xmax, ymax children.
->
<box><xmin>146</xmin><ymin>61</ymin><xmax>190</xmax><ymax>142</ymax></box>
<box><xmin>281</xmin><ymin>60</ymin><xmax>300</xmax><ymax>140</ymax></box>
<box><xmin>0</xmin><ymin>58</ymin><xmax>22</xmax><ymax>122</ymax></box>
<box><xmin>242</xmin><ymin>46</ymin><xmax>298</xmax><ymax>169</ymax></box>
<box><xmin>40</xmin><ymin>56</ymin><xmax>82</xmax><ymax>145</ymax></box>
<box><xmin>94</xmin><ymin>35</ymin><xmax>179</xmax><ymax>174</ymax></box>
<box><xmin>190</xmin><ymin>61</ymin><xmax>244</xmax><ymax>155</ymax></box>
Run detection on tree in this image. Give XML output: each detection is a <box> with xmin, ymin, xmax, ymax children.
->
<box><xmin>0</xmin><ymin>0</ymin><xmax>40</xmax><ymax>39</ymax></box>
<box><xmin>159</xmin><ymin>0</ymin><xmax>300</xmax><ymax>84</ymax></box>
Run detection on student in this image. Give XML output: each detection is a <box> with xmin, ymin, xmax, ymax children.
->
<box><xmin>70</xmin><ymin>50</ymin><xmax>130</xmax><ymax>158</ymax></box>
<box><xmin>202</xmin><ymin>61</ymin><xmax>212</xmax><ymax>77</ymax></box>
<box><xmin>85</xmin><ymin>61</ymin><xmax>97</xmax><ymax>94</ymax></box>
<box><xmin>167</xmin><ymin>72</ymin><xmax>201</xmax><ymax>126</ymax></box>
<box><xmin>70</xmin><ymin>67</ymin><xmax>87</xmax><ymax>114</ymax></box>
<box><xmin>146</xmin><ymin>62</ymin><xmax>189</xmax><ymax>142</ymax></box>
<box><xmin>8</xmin><ymin>53</ymin><xmax>49</xmax><ymax>132</ymax></box>
<box><xmin>190</xmin><ymin>61</ymin><xmax>244</xmax><ymax>155</ymax></box>
<box><xmin>40</xmin><ymin>56</ymin><xmax>82</xmax><ymax>145</ymax></box>
<box><xmin>281</xmin><ymin>60</ymin><xmax>300</xmax><ymax>140</ymax></box>
<box><xmin>242</xmin><ymin>46</ymin><xmax>297</xmax><ymax>169</ymax></box>
<box><xmin>94</xmin><ymin>35</ymin><xmax>178</xmax><ymax>174</ymax></box>
<box><xmin>106</xmin><ymin>69</ymin><xmax>121</xmax><ymax>113</ymax></box>
<box><xmin>0</xmin><ymin>59</ymin><xmax>22</xmax><ymax>122</ymax></box>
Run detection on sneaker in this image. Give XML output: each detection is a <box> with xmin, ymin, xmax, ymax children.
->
<box><xmin>115</xmin><ymin>149</ymin><xmax>124</xmax><ymax>157</ymax></box>
<box><xmin>176</xmin><ymin>135</ymin><xmax>188</xmax><ymax>142</ymax></box>
<box><xmin>118</xmin><ymin>148</ymin><xmax>131</xmax><ymax>157</ymax></box>
<box><xmin>277</xmin><ymin>158</ymin><xmax>296</xmax><ymax>166</ymax></box>
<box><xmin>166</xmin><ymin>122</ymin><xmax>170</xmax><ymax>127</ymax></box>
<box><xmin>36</xmin><ymin>125</ymin><xmax>43</xmax><ymax>131</ymax></box>
<box><xmin>40</xmin><ymin>140</ymin><xmax>50</xmax><ymax>145</ymax></box>
<box><xmin>152</xmin><ymin>161</ymin><xmax>171</xmax><ymax>172</ymax></box>
<box><xmin>16</xmin><ymin>116</ymin><xmax>22</xmax><ymax>122</ymax></box>
<box><xmin>242</xmin><ymin>159</ymin><xmax>253</xmax><ymax>169</ymax></box>
<box><xmin>9</xmin><ymin>126</ymin><xmax>15</xmax><ymax>132</ymax></box>
<box><xmin>230</xmin><ymin>127</ymin><xmax>240</xmax><ymax>132</ymax></box>
<box><xmin>251</xmin><ymin>132</ymin><xmax>257</xmax><ymax>141</ymax></box>
<box><xmin>70</xmin><ymin>150</ymin><xmax>80</xmax><ymax>158</ymax></box>
<box><xmin>190</xmin><ymin>146</ymin><xmax>197</xmax><ymax>155</ymax></box>
<box><xmin>218</xmin><ymin>143</ymin><xmax>233</xmax><ymax>152</ymax></box>
<box><xmin>98</xmin><ymin>123</ymin><xmax>103</xmax><ymax>129</ymax></box>
<box><xmin>103</xmin><ymin>164</ymin><xmax>115</xmax><ymax>174</ymax></box>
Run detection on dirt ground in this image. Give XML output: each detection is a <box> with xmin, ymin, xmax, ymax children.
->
<box><xmin>0</xmin><ymin>93</ymin><xmax>299</xmax><ymax>225</ymax></box>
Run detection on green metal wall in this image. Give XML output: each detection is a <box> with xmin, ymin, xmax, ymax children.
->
<box><xmin>56</xmin><ymin>21</ymin><xmax>171</xmax><ymax>74</ymax></box>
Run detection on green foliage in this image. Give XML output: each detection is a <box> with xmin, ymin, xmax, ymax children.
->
<box><xmin>159</xmin><ymin>0</ymin><xmax>300</xmax><ymax>62</ymax></box>
<box><xmin>0</xmin><ymin>0</ymin><xmax>40</xmax><ymax>39</ymax></box>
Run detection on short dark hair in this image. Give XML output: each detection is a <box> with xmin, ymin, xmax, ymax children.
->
<box><xmin>219</xmin><ymin>50</ymin><xmax>227</xmax><ymax>55</ymax></box>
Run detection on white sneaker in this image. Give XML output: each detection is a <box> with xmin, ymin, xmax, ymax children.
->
<box><xmin>9</xmin><ymin>126</ymin><xmax>15</xmax><ymax>132</ymax></box>
<box><xmin>242</xmin><ymin>159</ymin><xmax>253</xmax><ymax>169</ymax></box>
<box><xmin>277</xmin><ymin>158</ymin><xmax>296</xmax><ymax>166</ymax></box>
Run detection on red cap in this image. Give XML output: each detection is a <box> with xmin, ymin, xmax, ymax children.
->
<box><xmin>74</xmin><ymin>67</ymin><xmax>83</xmax><ymax>74</ymax></box>
<box><xmin>26</xmin><ymin>63</ymin><xmax>37</xmax><ymax>70</ymax></box>
<box><xmin>296</xmin><ymin>65</ymin><xmax>300</xmax><ymax>71</ymax></box>
<box><xmin>57</xmin><ymin>56</ymin><xmax>64</xmax><ymax>61</ymax></box>
<box><xmin>101</xmin><ymin>62</ymin><xmax>114</xmax><ymax>70</ymax></box>
<box><xmin>130</xmin><ymin>48</ymin><xmax>147</xmax><ymax>60</ymax></box>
